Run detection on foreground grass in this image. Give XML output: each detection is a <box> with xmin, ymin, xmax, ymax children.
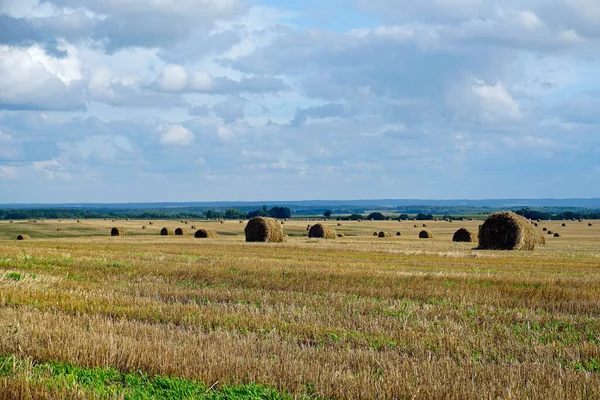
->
<box><xmin>0</xmin><ymin>219</ymin><xmax>599</xmax><ymax>399</ymax></box>
<box><xmin>0</xmin><ymin>355</ymin><xmax>293</xmax><ymax>400</ymax></box>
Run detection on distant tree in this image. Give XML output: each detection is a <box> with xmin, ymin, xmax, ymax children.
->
<box><xmin>224</xmin><ymin>208</ymin><xmax>244</xmax><ymax>219</ymax></box>
<box><xmin>348</xmin><ymin>214</ymin><xmax>364</xmax><ymax>221</ymax></box>
<box><xmin>324</xmin><ymin>210</ymin><xmax>332</xmax><ymax>218</ymax></box>
<box><xmin>367</xmin><ymin>212</ymin><xmax>386</xmax><ymax>221</ymax></box>
<box><xmin>416</xmin><ymin>213</ymin><xmax>433</xmax><ymax>221</ymax></box>
<box><xmin>398</xmin><ymin>214</ymin><xmax>410</xmax><ymax>220</ymax></box>
<box><xmin>269</xmin><ymin>206</ymin><xmax>291</xmax><ymax>219</ymax></box>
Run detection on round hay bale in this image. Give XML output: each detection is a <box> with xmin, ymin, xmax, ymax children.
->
<box><xmin>396</xmin><ymin>232</ymin><xmax>402</xmax><ymax>236</ymax></box>
<box><xmin>378</xmin><ymin>231</ymin><xmax>392</xmax><ymax>238</ymax></box>
<box><xmin>422</xmin><ymin>224</ymin><xmax>427</xmax><ymax>227</ymax></box>
<box><xmin>543</xmin><ymin>227</ymin><xmax>547</xmax><ymax>232</ymax></box>
<box><xmin>149</xmin><ymin>222</ymin><xmax>154</xmax><ymax>225</ymax></box>
<box><xmin>17</xmin><ymin>234</ymin><xmax>30</xmax><ymax>240</ymax></box>
<box><xmin>536</xmin><ymin>231</ymin><xmax>546</xmax><ymax>245</ymax></box>
<box><xmin>554</xmin><ymin>233</ymin><xmax>561</xmax><ymax>238</ymax></box>
<box><xmin>373</xmin><ymin>232</ymin><xmax>378</xmax><ymax>236</ymax></box>
<box><xmin>142</xmin><ymin>226</ymin><xmax>146</xmax><ymax>229</ymax></box>
<box><xmin>239</xmin><ymin>220</ymin><xmax>244</xmax><ymax>224</ymax></box>
<box><xmin>534</xmin><ymin>223</ymin><xmax>538</xmax><ymax>227</ymax></box>
<box><xmin>547</xmin><ymin>230</ymin><xmax>553</xmax><ymax>235</ymax></box>
<box><xmin>174</xmin><ymin>228</ymin><xmax>184</xmax><ymax>235</ymax></box>
<box><xmin>160</xmin><ymin>227</ymin><xmax>174</xmax><ymax>236</ymax></box>
<box><xmin>194</xmin><ymin>229</ymin><xmax>218</xmax><ymax>239</ymax></box>
<box><xmin>413</xmin><ymin>224</ymin><xmax>418</xmax><ymax>228</ymax></box>
<box><xmin>336</xmin><ymin>233</ymin><xmax>345</xmax><ymax>238</ymax></box>
<box><xmin>111</xmin><ymin>227</ymin><xmax>126</xmax><ymax>237</ymax></box>
<box><xmin>190</xmin><ymin>225</ymin><xmax>196</xmax><ymax>229</ymax></box>
<box><xmin>452</xmin><ymin>228</ymin><xmax>476</xmax><ymax>243</ymax></box>
<box><xmin>337</xmin><ymin>223</ymin><xmax>342</xmax><ymax>226</ymax></box>
<box><xmin>419</xmin><ymin>230</ymin><xmax>433</xmax><ymax>239</ymax></box>
<box><xmin>76</xmin><ymin>220</ymin><xmax>80</xmax><ymax>223</ymax></box>
<box><xmin>220</xmin><ymin>220</ymin><xmax>224</xmax><ymax>224</ymax></box>
<box><xmin>562</xmin><ymin>223</ymin><xmax>566</xmax><ymax>227</ymax></box>
<box><xmin>245</xmin><ymin>217</ymin><xmax>284</xmax><ymax>243</ymax></box>
<box><xmin>589</xmin><ymin>223</ymin><xmax>593</xmax><ymax>227</ymax></box>
<box><xmin>9</xmin><ymin>221</ymin><xmax>13</xmax><ymax>223</ymax></box>
<box><xmin>56</xmin><ymin>228</ymin><xmax>61</xmax><ymax>232</ymax></box>
<box><xmin>281</xmin><ymin>221</ymin><xmax>285</xmax><ymax>225</ymax></box>
<box><xmin>308</xmin><ymin>223</ymin><xmax>337</xmax><ymax>239</ymax></box>
<box><xmin>478</xmin><ymin>211</ymin><xmax>539</xmax><ymax>251</ymax></box>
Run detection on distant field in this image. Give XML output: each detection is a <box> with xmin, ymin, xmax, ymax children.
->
<box><xmin>0</xmin><ymin>219</ymin><xmax>599</xmax><ymax>399</ymax></box>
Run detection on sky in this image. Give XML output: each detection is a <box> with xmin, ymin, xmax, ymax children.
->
<box><xmin>0</xmin><ymin>0</ymin><xmax>599</xmax><ymax>203</ymax></box>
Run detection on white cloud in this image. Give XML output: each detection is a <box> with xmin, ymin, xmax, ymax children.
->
<box><xmin>0</xmin><ymin>166</ymin><xmax>18</xmax><ymax>179</ymax></box>
<box><xmin>159</xmin><ymin>125</ymin><xmax>195</xmax><ymax>146</ymax></box>
<box><xmin>0</xmin><ymin>44</ymin><xmax>85</xmax><ymax>110</ymax></box>
<box><xmin>156</xmin><ymin>65</ymin><xmax>214</xmax><ymax>93</ymax></box>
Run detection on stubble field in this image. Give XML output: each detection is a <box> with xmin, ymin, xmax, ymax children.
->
<box><xmin>0</xmin><ymin>218</ymin><xmax>599</xmax><ymax>399</ymax></box>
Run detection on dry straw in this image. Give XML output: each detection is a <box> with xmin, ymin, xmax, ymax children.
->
<box><xmin>452</xmin><ymin>228</ymin><xmax>476</xmax><ymax>243</ymax></box>
<box><xmin>478</xmin><ymin>211</ymin><xmax>540</xmax><ymax>251</ymax></box>
<box><xmin>111</xmin><ymin>227</ymin><xmax>126</xmax><ymax>237</ymax></box>
<box><xmin>194</xmin><ymin>229</ymin><xmax>218</xmax><ymax>239</ymax></box>
<box><xmin>160</xmin><ymin>227</ymin><xmax>174</xmax><ymax>236</ymax></box>
<box><xmin>419</xmin><ymin>230</ymin><xmax>433</xmax><ymax>239</ymax></box>
<box><xmin>17</xmin><ymin>234</ymin><xmax>30</xmax><ymax>240</ymax></box>
<box><xmin>245</xmin><ymin>217</ymin><xmax>284</xmax><ymax>242</ymax></box>
<box><xmin>308</xmin><ymin>223</ymin><xmax>337</xmax><ymax>239</ymax></box>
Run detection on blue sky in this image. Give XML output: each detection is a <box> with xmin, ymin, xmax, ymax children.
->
<box><xmin>0</xmin><ymin>0</ymin><xmax>599</xmax><ymax>203</ymax></box>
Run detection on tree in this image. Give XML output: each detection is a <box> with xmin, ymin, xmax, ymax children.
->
<box><xmin>367</xmin><ymin>212</ymin><xmax>386</xmax><ymax>221</ymax></box>
<box><xmin>324</xmin><ymin>210</ymin><xmax>332</xmax><ymax>218</ymax></box>
<box><xmin>269</xmin><ymin>206</ymin><xmax>291</xmax><ymax>219</ymax></box>
<box><xmin>416</xmin><ymin>213</ymin><xmax>433</xmax><ymax>221</ymax></box>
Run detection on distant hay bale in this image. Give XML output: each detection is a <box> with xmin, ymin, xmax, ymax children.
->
<box><xmin>414</xmin><ymin>224</ymin><xmax>418</xmax><ymax>228</ymax></box>
<box><xmin>543</xmin><ymin>227</ymin><xmax>547</xmax><ymax>232</ymax></box>
<box><xmin>547</xmin><ymin>230</ymin><xmax>553</xmax><ymax>235</ymax></box>
<box><xmin>160</xmin><ymin>227</ymin><xmax>174</xmax><ymax>236</ymax></box>
<box><xmin>337</xmin><ymin>223</ymin><xmax>342</xmax><ymax>226</ymax></box>
<box><xmin>281</xmin><ymin>221</ymin><xmax>285</xmax><ymax>225</ymax></box>
<box><xmin>111</xmin><ymin>227</ymin><xmax>126</xmax><ymax>237</ymax></box>
<box><xmin>190</xmin><ymin>225</ymin><xmax>196</xmax><ymax>229</ymax></box>
<box><xmin>453</xmin><ymin>228</ymin><xmax>476</xmax><ymax>243</ymax></box>
<box><xmin>239</xmin><ymin>220</ymin><xmax>244</xmax><ymax>223</ymax></box>
<box><xmin>589</xmin><ymin>223</ymin><xmax>593</xmax><ymax>227</ymax></box>
<box><xmin>149</xmin><ymin>222</ymin><xmax>154</xmax><ymax>225</ymax></box>
<box><xmin>554</xmin><ymin>233</ymin><xmax>561</xmax><ymax>238</ymax></box>
<box><xmin>56</xmin><ymin>228</ymin><xmax>61</xmax><ymax>232</ymax></box>
<box><xmin>175</xmin><ymin>228</ymin><xmax>184</xmax><ymax>235</ymax></box>
<box><xmin>195</xmin><ymin>229</ymin><xmax>218</xmax><ymax>239</ymax></box>
<box><xmin>142</xmin><ymin>226</ymin><xmax>146</xmax><ymax>229</ymax></box>
<box><xmin>422</xmin><ymin>224</ymin><xmax>427</xmax><ymax>227</ymax></box>
<box><xmin>396</xmin><ymin>232</ymin><xmax>401</xmax><ymax>236</ymax></box>
<box><xmin>477</xmin><ymin>211</ymin><xmax>540</xmax><ymax>251</ymax></box>
<box><xmin>17</xmin><ymin>234</ymin><xmax>30</xmax><ymax>240</ymax></box>
<box><xmin>308</xmin><ymin>223</ymin><xmax>336</xmax><ymax>239</ymax></box>
<box><xmin>77</xmin><ymin>220</ymin><xmax>80</xmax><ymax>223</ymax></box>
<box><xmin>534</xmin><ymin>223</ymin><xmax>538</xmax><ymax>227</ymax></box>
<box><xmin>373</xmin><ymin>232</ymin><xmax>378</xmax><ymax>236</ymax></box>
<box><xmin>536</xmin><ymin>231</ymin><xmax>546</xmax><ymax>245</ymax></box>
<box><xmin>336</xmin><ymin>233</ymin><xmax>345</xmax><ymax>238</ymax></box>
<box><xmin>220</xmin><ymin>220</ymin><xmax>224</xmax><ymax>224</ymax></box>
<box><xmin>378</xmin><ymin>231</ymin><xmax>392</xmax><ymax>238</ymax></box>
<box><xmin>419</xmin><ymin>230</ymin><xmax>433</xmax><ymax>239</ymax></box>
<box><xmin>245</xmin><ymin>217</ymin><xmax>284</xmax><ymax>243</ymax></box>
<box><xmin>562</xmin><ymin>223</ymin><xmax>566</xmax><ymax>227</ymax></box>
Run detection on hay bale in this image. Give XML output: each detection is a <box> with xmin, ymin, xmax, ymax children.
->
<box><xmin>175</xmin><ymin>228</ymin><xmax>184</xmax><ymax>235</ymax></box>
<box><xmin>245</xmin><ymin>217</ymin><xmax>284</xmax><ymax>243</ymax></box>
<box><xmin>422</xmin><ymin>224</ymin><xmax>427</xmax><ymax>227</ymax></box>
<box><xmin>76</xmin><ymin>220</ymin><xmax>80</xmax><ymax>223</ymax></box>
<box><xmin>336</xmin><ymin>233</ymin><xmax>345</xmax><ymax>238</ymax></box>
<box><xmin>554</xmin><ymin>233</ymin><xmax>561</xmax><ymax>238</ymax></box>
<box><xmin>194</xmin><ymin>229</ymin><xmax>218</xmax><ymax>239</ymax></box>
<box><xmin>149</xmin><ymin>222</ymin><xmax>154</xmax><ymax>225</ymax></box>
<box><xmin>396</xmin><ymin>232</ymin><xmax>402</xmax><ymax>236</ymax></box>
<box><xmin>547</xmin><ymin>230</ymin><xmax>553</xmax><ymax>235</ymax></box>
<box><xmin>337</xmin><ymin>223</ymin><xmax>342</xmax><ymax>226</ymax></box>
<box><xmin>419</xmin><ymin>230</ymin><xmax>433</xmax><ymax>239</ymax></box>
<box><xmin>543</xmin><ymin>227</ymin><xmax>547</xmax><ymax>232</ymax></box>
<box><xmin>414</xmin><ymin>224</ymin><xmax>418</xmax><ymax>228</ymax></box>
<box><xmin>17</xmin><ymin>234</ymin><xmax>30</xmax><ymax>240</ymax></box>
<box><xmin>56</xmin><ymin>228</ymin><xmax>61</xmax><ymax>232</ymax></box>
<box><xmin>534</xmin><ymin>223</ymin><xmax>538</xmax><ymax>227</ymax></box>
<box><xmin>308</xmin><ymin>223</ymin><xmax>337</xmax><ymax>239</ymax></box>
<box><xmin>111</xmin><ymin>227</ymin><xmax>126</xmax><ymax>237</ymax></box>
<box><xmin>373</xmin><ymin>232</ymin><xmax>378</xmax><ymax>236</ymax></box>
<box><xmin>452</xmin><ymin>228</ymin><xmax>476</xmax><ymax>243</ymax></box>
<box><xmin>378</xmin><ymin>231</ymin><xmax>392</xmax><ymax>238</ymax></box>
<box><xmin>160</xmin><ymin>227</ymin><xmax>174</xmax><ymax>236</ymax></box>
<box><xmin>589</xmin><ymin>223</ymin><xmax>593</xmax><ymax>227</ymax></box>
<box><xmin>562</xmin><ymin>223</ymin><xmax>566</xmax><ymax>227</ymax></box>
<box><xmin>536</xmin><ymin>231</ymin><xmax>546</xmax><ymax>245</ymax></box>
<box><xmin>142</xmin><ymin>226</ymin><xmax>146</xmax><ymax>229</ymax></box>
<box><xmin>478</xmin><ymin>211</ymin><xmax>540</xmax><ymax>251</ymax></box>
<box><xmin>9</xmin><ymin>221</ymin><xmax>13</xmax><ymax>223</ymax></box>
<box><xmin>220</xmin><ymin>220</ymin><xmax>224</xmax><ymax>224</ymax></box>
<box><xmin>190</xmin><ymin>225</ymin><xmax>196</xmax><ymax>229</ymax></box>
